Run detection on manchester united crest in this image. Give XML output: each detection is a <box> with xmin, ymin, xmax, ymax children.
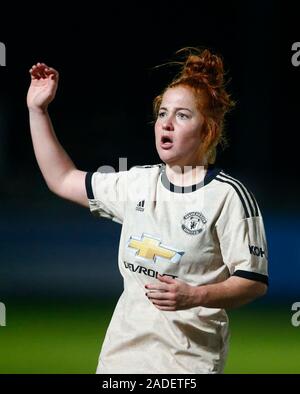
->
<box><xmin>181</xmin><ymin>211</ymin><xmax>207</xmax><ymax>235</ymax></box>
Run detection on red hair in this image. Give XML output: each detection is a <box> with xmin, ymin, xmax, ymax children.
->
<box><xmin>153</xmin><ymin>47</ymin><xmax>235</xmax><ymax>164</ymax></box>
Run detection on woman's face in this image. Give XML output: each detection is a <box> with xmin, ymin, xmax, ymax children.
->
<box><xmin>154</xmin><ymin>85</ymin><xmax>206</xmax><ymax>168</ymax></box>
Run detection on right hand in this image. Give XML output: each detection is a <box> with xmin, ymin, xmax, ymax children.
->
<box><xmin>27</xmin><ymin>63</ymin><xmax>59</xmax><ymax>112</ymax></box>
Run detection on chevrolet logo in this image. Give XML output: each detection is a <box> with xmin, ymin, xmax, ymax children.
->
<box><xmin>127</xmin><ymin>234</ymin><xmax>184</xmax><ymax>264</ymax></box>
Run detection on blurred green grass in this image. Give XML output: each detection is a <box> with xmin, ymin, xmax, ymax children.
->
<box><xmin>225</xmin><ymin>305</ymin><xmax>300</xmax><ymax>373</ymax></box>
<box><xmin>0</xmin><ymin>300</ymin><xmax>299</xmax><ymax>373</ymax></box>
<box><xmin>0</xmin><ymin>300</ymin><xmax>113</xmax><ymax>374</ymax></box>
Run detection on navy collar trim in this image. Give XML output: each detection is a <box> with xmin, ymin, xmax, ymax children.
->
<box><xmin>160</xmin><ymin>164</ymin><xmax>222</xmax><ymax>193</ymax></box>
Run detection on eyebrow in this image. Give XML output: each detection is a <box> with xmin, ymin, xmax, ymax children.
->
<box><xmin>159</xmin><ymin>106</ymin><xmax>193</xmax><ymax>113</ymax></box>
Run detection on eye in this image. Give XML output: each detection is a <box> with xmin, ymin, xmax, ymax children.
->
<box><xmin>158</xmin><ymin>111</ymin><xmax>167</xmax><ymax>118</ymax></box>
<box><xmin>177</xmin><ymin>112</ymin><xmax>189</xmax><ymax>119</ymax></box>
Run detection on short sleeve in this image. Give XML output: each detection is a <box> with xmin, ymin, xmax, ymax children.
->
<box><xmin>215</xmin><ymin>190</ymin><xmax>269</xmax><ymax>285</ymax></box>
<box><xmin>85</xmin><ymin>170</ymin><xmax>129</xmax><ymax>224</ymax></box>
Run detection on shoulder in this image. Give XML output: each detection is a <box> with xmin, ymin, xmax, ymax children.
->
<box><xmin>120</xmin><ymin>163</ymin><xmax>164</xmax><ymax>186</ymax></box>
<box><xmin>131</xmin><ymin>163</ymin><xmax>164</xmax><ymax>171</ymax></box>
<box><xmin>128</xmin><ymin>163</ymin><xmax>164</xmax><ymax>176</ymax></box>
<box><xmin>213</xmin><ymin>169</ymin><xmax>260</xmax><ymax>219</ymax></box>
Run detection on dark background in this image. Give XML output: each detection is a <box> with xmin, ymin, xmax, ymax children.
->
<box><xmin>0</xmin><ymin>0</ymin><xmax>299</xmax><ymax>373</ymax></box>
<box><xmin>0</xmin><ymin>1</ymin><xmax>298</xmax><ymax>206</ymax></box>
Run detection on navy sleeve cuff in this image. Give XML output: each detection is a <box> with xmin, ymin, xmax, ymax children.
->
<box><xmin>232</xmin><ymin>270</ymin><xmax>269</xmax><ymax>286</ymax></box>
<box><xmin>85</xmin><ymin>172</ymin><xmax>94</xmax><ymax>199</ymax></box>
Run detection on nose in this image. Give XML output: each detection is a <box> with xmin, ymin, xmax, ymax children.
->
<box><xmin>162</xmin><ymin>115</ymin><xmax>174</xmax><ymax>131</ymax></box>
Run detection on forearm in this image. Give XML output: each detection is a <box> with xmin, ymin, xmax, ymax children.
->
<box><xmin>192</xmin><ymin>276</ymin><xmax>268</xmax><ymax>309</ymax></box>
<box><xmin>29</xmin><ymin>108</ymin><xmax>76</xmax><ymax>193</ymax></box>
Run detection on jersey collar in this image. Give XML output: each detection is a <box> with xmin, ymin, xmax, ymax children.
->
<box><xmin>160</xmin><ymin>164</ymin><xmax>222</xmax><ymax>193</ymax></box>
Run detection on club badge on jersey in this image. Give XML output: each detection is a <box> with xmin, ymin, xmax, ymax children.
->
<box><xmin>181</xmin><ymin>211</ymin><xmax>207</xmax><ymax>235</ymax></box>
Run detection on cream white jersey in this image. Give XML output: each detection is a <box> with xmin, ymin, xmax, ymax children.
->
<box><xmin>85</xmin><ymin>164</ymin><xmax>268</xmax><ymax>374</ymax></box>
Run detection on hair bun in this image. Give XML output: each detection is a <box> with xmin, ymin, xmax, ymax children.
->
<box><xmin>183</xmin><ymin>49</ymin><xmax>224</xmax><ymax>88</ymax></box>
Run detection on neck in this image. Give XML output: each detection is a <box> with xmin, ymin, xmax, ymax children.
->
<box><xmin>165</xmin><ymin>163</ymin><xmax>208</xmax><ymax>187</ymax></box>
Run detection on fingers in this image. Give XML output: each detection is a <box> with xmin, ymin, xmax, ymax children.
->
<box><xmin>157</xmin><ymin>274</ymin><xmax>176</xmax><ymax>284</ymax></box>
<box><xmin>145</xmin><ymin>274</ymin><xmax>176</xmax><ymax>291</ymax></box>
<box><xmin>150</xmin><ymin>297</ymin><xmax>175</xmax><ymax>311</ymax></box>
<box><xmin>29</xmin><ymin>62</ymin><xmax>59</xmax><ymax>81</ymax></box>
<box><xmin>146</xmin><ymin>290</ymin><xmax>169</xmax><ymax>300</ymax></box>
<box><xmin>151</xmin><ymin>299</ymin><xmax>173</xmax><ymax>306</ymax></box>
<box><xmin>147</xmin><ymin>292</ymin><xmax>175</xmax><ymax>310</ymax></box>
<box><xmin>145</xmin><ymin>282</ymin><xmax>169</xmax><ymax>292</ymax></box>
<box><xmin>154</xmin><ymin>306</ymin><xmax>174</xmax><ymax>311</ymax></box>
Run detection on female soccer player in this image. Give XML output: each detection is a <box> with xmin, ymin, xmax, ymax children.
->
<box><xmin>27</xmin><ymin>47</ymin><xmax>268</xmax><ymax>374</ymax></box>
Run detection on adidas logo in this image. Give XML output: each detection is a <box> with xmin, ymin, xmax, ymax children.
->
<box><xmin>136</xmin><ymin>200</ymin><xmax>145</xmax><ymax>212</ymax></box>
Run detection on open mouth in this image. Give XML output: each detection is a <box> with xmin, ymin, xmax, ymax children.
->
<box><xmin>160</xmin><ymin>135</ymin><xmax>174</xmax><ymax>149</ymax></box>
